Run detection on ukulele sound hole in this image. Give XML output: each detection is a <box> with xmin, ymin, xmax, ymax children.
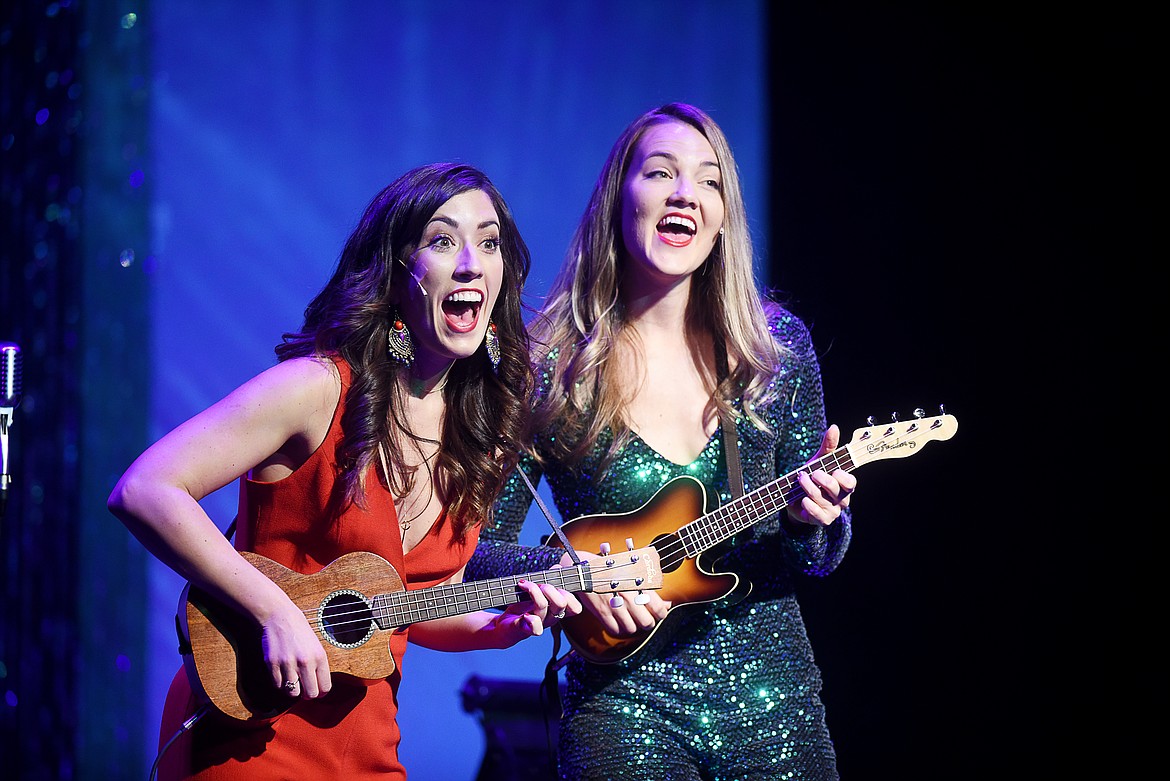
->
<box><xmin>319</xmin><ymin>589</ymin><xmax>375</xmax><ymax>648</ymax></box>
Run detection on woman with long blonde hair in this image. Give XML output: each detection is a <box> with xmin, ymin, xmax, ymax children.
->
<box><xmin>468</xmin><ymin>104</ymin><xmax>856</xmax><ymax>780</ymax></box>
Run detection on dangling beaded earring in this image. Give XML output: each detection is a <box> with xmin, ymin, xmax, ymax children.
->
<box><xmin>387</xmin><ymin>310</ymin><xmax>414</xmax><ymax>365</ymax></box>
<box><xmin>484</xmin><ymin>320</ymin><xmax>501</xmax><ymax>370</ymax></box>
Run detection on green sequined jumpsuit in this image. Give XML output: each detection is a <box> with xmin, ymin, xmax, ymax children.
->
<box><xmin>466</xmin><ymin>306</ymin><xmax>850</xmax><ymax>780</ymax></box>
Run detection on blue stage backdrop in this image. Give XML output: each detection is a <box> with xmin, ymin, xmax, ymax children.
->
<box><xmin>138</xmin><ymin>2</ymin><xmax>765</xmax><ymax>778</ymax></box>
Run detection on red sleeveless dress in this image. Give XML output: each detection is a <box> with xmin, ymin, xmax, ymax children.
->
<box><xmin>156</xmin><ymin>357</ymin><xmax>478</xmax><ymax>780</ymax></box>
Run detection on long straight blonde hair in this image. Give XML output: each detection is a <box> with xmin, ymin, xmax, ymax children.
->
<box><xmin>530</xmin><ymin>103</ymin><xmax>786</xmax><ymax>472</ymax></box>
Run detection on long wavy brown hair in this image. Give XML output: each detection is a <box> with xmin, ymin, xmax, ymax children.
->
<box><xmin>530</xmin><ymin>103</ymin><xmax>786</xmax><ymax>473</ymax></box>
<box><xmin>277</xmin><ymin>163</ymin><xmax>533</xmax><ymax>535</ymax></box>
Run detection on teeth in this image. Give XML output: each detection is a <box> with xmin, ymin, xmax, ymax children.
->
<box><xmin>444</xmin><ymin>290</ymin><xmax>483</xmax><ymax>303</ymax></box>
<box><xmin>658</xmin><ymin>215</ymin><xmax>697</xmax><ymax>233</ymax></box>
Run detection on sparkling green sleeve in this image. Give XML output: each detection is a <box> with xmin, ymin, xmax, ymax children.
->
<box><xmin>466</xmin><ymin>456</ymin><xmax>564</xmax><ymax>580</ymax></box>
<box><xmin>761</xmin><ymin>306</ymin><xmax>852</xmax><ymax>577</ymax></box>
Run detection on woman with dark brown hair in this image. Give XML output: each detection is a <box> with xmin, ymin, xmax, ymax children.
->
<box><xmin>109</xmin><ymin>162</ymin><xmax>582</xmax><ymax>780</ymax></box>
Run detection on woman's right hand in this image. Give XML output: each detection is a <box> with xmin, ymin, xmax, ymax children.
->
<box><xmin>558</xmin><ymin>551</ymin><xmax>672</xmax><ymax>636</ymax></box>
<box><xmin>260</xmin><ymin>597</ymin><xmax>333</xmax><ymax>700</ymax></box>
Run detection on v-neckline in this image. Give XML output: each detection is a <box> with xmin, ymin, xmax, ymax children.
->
<box><xmin>627</xmin><ymin>425</ymin><xmax>721</xmax><ymax>468</ymax></box>
<box><xmin>402</xmin><ymin>506</ymin><xmax>445</xmax><ymax>558</ymax></box>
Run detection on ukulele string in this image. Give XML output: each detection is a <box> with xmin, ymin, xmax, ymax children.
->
<box><xmin>288</xmin><ymin>557</ymin><xmax>658</xmax><ymax>627</ymax></box>
<box><xmin>288</xmin><ymin>446</ymin><xmax>862</xmax><ymax>630</ymax></box>
<box><xmin>287</xmin><ymin>419</ymin><xmax>940</xmax><ymax>629</ymax></box>
<box><xmin>648</xmin><ymin>419</ymin><xmax>936</xmax><ymax>568</ymax></box>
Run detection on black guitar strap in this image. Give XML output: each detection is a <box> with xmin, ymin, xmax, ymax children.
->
<box><xmin>516</xmin><ymin>463</ymin><xmax>582</xmax><ymax>566</ymax></box>
<box><xmin>512</xmin><ymin>462</ymin><xmax>576</xmax><ymax>740</ymax></box>
<box><xmin>720</xmin><ymin>409</ymin><xmax>745</xmax><ymax>500</ymax></box>
<box><xmin>715</xmin><ymin>340</ymin><xmax>745</xmax><ymax>499</ymax></box>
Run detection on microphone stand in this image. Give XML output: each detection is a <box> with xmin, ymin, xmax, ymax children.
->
<box><xmin>0</xmin><ymin>407</ymin><xmax>12</xmax><ymax>520</ymax></box>
<box><xmin>0</xmin><ymin>341</ymin><xmax>20</xmax><ymax>522</ymax></box>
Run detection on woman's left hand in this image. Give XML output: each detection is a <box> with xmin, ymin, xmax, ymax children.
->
<box><xmin>786</xmin><ymin>424</ymin><xmax>857</xmax><ymax>528</ymax></box>
<box><xmin>495</xmin><ymin>579</ymin><xmax>583</xmax><ymax>641</ymax></box>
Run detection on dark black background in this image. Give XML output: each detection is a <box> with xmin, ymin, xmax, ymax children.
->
<box><xmin>763</xmin><ymin>6</ymin><xmax>1144</xmax><ymax>776</ymax></box>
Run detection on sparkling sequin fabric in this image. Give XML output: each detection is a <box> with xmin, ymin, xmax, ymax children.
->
<box><xmin>466</xmin><ymin>306</ymin><xmax>851</xmax><ymax>780</ymax></box>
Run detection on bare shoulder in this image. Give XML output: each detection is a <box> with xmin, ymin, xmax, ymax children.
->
<box><xmin>269</xmin><ymin>354</ymin><xmax>339</xmax><ymax>388</ymax></box>
<box><xmin>220</xmin><ymin>355</ymin><xmax>342</xmax><ymax>432</ymax></box>
<box><xmin>250</xmin><ymin>355</ymin><xmax>339</xmax><ymax>399</ymax></box>
<box><xmin>117</xmin><ymin>356</ymin><xmax>345</xmax><ymax>495</ymax></box>
<box><xmin>235</xmin><ymin>356</ymin><xmax>343</xmax><ymax>478</ymax></box>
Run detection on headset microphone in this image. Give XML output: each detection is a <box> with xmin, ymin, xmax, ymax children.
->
<box><xmin>396</xmin><ymin>256</ymin><xmax>428</xmax><ymax>297</ymax></box>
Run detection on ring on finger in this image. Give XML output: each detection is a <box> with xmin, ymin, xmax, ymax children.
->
<box><xmin>553</xmin><ymin>610</ymin><xmax>567</xmax><ymax>620</ymax></box>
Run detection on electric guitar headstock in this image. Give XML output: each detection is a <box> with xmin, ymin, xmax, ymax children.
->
<box><xmin>575</xmin><ymin>542</ymin><xmax>663</xmax><ymax>609</ymax></box>
<box><xmin>845</xmin><ymin>406</ymin><xmax>958</xmax><ymax>468</ymax></box>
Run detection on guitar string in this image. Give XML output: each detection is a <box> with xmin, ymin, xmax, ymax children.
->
<box><xmin>286</xmin><ymin>557</ymin><xmax>656</xmax><ymax>629</ymax></box>
<box><xmin>289</xmin><ymin>419</ymin><xmax>947</xmax><ymax>632</ymax></box>
<box><xmin>573</xmin><ymin>419</ymin><xmax>939</xmax><ymax>581</ymax></box>
<box><xmin>637</xmin><ymin>445</ymin><xmax>854</xmax><ymax>569</ymax></box>
<box><xmin>289</xmin><ymin>440</ymin><xmax>837</xmax><ymax>634</ymax></box>
<box><xmin>294</xmin><ymin>442</ymin><xmax>853</xmax><ymax>631</ymax></box>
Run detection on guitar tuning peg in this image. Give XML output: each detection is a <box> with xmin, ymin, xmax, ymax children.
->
<box><xmin>938</xmin><ymin>403</ymin><xmax>946</xmax><ymax>415</ymax></box>
<box><xmin>890</xmin><ymin>411</ymin><xmax>899</xmax><ymax>422</ymax></box>
<box><xmin>625</xmin><ymin>537</ymin><xmax>635</xmax><ymax>551</ymax></box>
<box><xmin>913</xmin><ymin>408</ymin><xmax>925</xmax><ymax>419</ymax></box>
<box><xmin>866</xmin><ymin>415</ymin><xmax>875</xmax><ymax>426</ymax></box>
<box><xmin>610</xmin><ymin>595</ymin><xmax>625</xmax><ymax>609</ymax></box>
<box><xmin>634</xmin><ymin>592</ymin><xmax>651</xmax><ymax>606</ymax></box>
<box><xmin>598</xmin><ymin>542</ymin><xmax>611</xmax><ymax>555</ymax></box>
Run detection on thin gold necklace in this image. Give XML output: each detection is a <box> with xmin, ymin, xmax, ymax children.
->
<box><xmin>406</xmin><ymin>377</ymin><xmax>447</xmax><ymax>398</ymax></box>
<box><xmin>397</xmin><ymin>450</ymin><xmax>437</xmax><ymax>542</ymax></box>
